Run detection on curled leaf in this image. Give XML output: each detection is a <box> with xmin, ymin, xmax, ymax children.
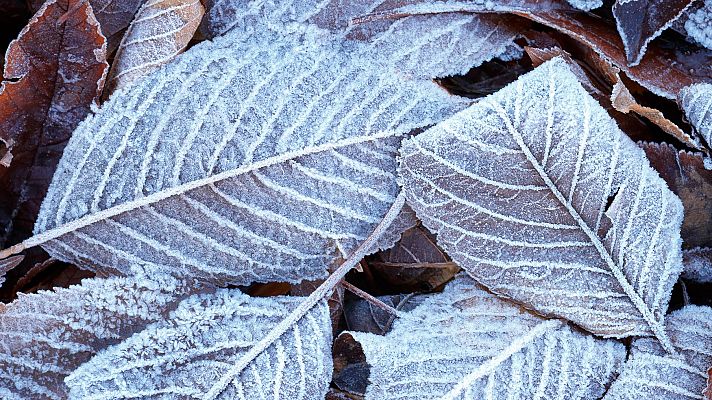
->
<box><xmin>679</xmin><ymin>83</ymin><xmax>712</xmax><ymax>147</ymax></box>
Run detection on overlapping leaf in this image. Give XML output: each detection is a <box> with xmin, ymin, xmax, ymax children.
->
<box><xmin>24</xmin><ymin>25</ymin><xmax>471</xmax><ymax>287</ymax></box>
<box><xmin>66</xmin><ymin>290</ymin><xmax>333</xmax><ymax>400</ymax></box>
<box><xmin>342</xmin><ymin>275</ymin><xmax>625</xmax><ymax>399</ymax></box>
<box><xmin>399</xmin><ymin>58</ymin><xmax>684</xmax><ymax>348</ymax></box>
<box><xmin>604</xmin><ymin>305</ymin><xmax>712</xmax><ymax>399</ymax></box>
<box><xmin>107</xmin><ymin>0</ymin><xmax>205</xmax><ymax>92</ymax></box>
<box><xmin>683</xmin><ymin>248</ymin><xmax>712</xmax><ymax>283</ymax></box>
<box><xmin>0</xmin><ymin>272</ymin><xmax>195</xmax><ymax>399</ymax></box>
<box><xmin>679</xmin><ymin>83</ymin><xmax>712</xmax><ymax>147</ymax></box>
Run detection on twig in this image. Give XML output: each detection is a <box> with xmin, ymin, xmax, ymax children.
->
<box><xmin>340</xmin><ymin>280</ymin><xmax>404</xmax><ymax>318</ymax></box>
<box><xmin>202</xmin><ymin>191</ymin><xmax>407</xmax><ymax>400</ymax></box>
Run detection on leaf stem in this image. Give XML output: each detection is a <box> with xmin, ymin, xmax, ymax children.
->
<box><xmin>202</xmin><ymin>191</ymin><xmax>407</xmax><ymax>400</ymax></box>
<box><xmin>340</xmin><ymin>280</ymin><xmax>405</xmax><ymax>318</ymax></box>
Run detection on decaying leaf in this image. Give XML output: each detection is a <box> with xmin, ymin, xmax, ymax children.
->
<box><xmin>612</xmin><ymin>0</ymin><xmax>695</xmax><ymax>66</ymax></box>
<box><xmin>604</xmin><ymin>305</ymin><xmax>712</xmax><ymax>399</ymax></box>
<box><xmin>201</xmin><ymin>0</ymin><xmax>521</xmax><ymax>79</ymax></box>
<box><xmin>10</xmin><ymin>24</ymin><xmax>471</xmax><ymax>287</ymax></box>
<box><xmin>399</xmin><ymin>58</ymin><xmax>684</xmax><ymax>349</ymax></box>
<box><xmin>107</xmin><ymin>0</ymin><xmax>205</xmax><ymax>93</ymax></box>
<box><xmin>343</xmin><ymin>293</ymin><xmax>422</xmax><ymax>335</ymax></box>
<box><xmin>340</xmin><ymin>275</ymin><xmax>625</xmax><ymax>399</ymax></box>
<box><xmin>0</xmin><ymin>255</ymin><xmax>23</xmax><ymax>287</ymax></box>
<box><xmin>66</xmin><ymin>289</ymin><xmax>333</xmax><ymax>400</ymax></box>
<box><xmin>640</xmin><ymin>142</ymin><xmax>712</xmax><ymax>248</ymax></box>
<box><xmin>682</xmin><ymin>247</ymin><xmax>712</xmax><ymax>283</ymax></box>
<box><xmin>0</xmin><ymin>272</ymin><xmax>196</xmax><ymax>399</ymax></box>
<box><xmin>679</xmin><ymin>83</ymin><xmax>712</xmax><ymax>147</ymax></box>
<box><xmin>0</xmin><ymin>0</ymin><xmax>108</xmax><ymax>253</ymax></box>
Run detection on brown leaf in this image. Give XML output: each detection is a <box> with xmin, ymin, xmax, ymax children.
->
<box><xmin>640</xmin><ymin>142</ymin><xmax>712</xmax><ymax>248</ymax></box>
<box><xmin>106</xmin><ymin>0</ymin><xmax>205</xmax><ymax>93</ymax></box>
<box><xmin>343</xmin><ymin>293</ymin><xmax>421</xmax><ymax>335</ymax></box>
<box><xmin>0</xmin><ymin>254</ymin><xmax>23</xmax><ymax>286</ymax></box>
<box><xmin>705</xmin><ymin>366</ymin><xmax>712</xmax><ymax>400</ymax></box>
<box><xmin>612</xmin><ymin>0</ymin><xmax>695</xmax><ymax>65</ymax></box>
<box><xmin>0</xmin><ymin>0</ymin><xmax>108</xmax><ymax>260</ymax></box>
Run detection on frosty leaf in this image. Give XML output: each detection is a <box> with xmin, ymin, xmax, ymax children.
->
<box><xmin>684</xmin><ymin>0</ymin><xmax>712</xmax><ymax>50</ymax></box>
<box><xmin>18</xmin><ymin>26</ymin><xmax>466</xmax><ymax>287</ymax></box>
<box><xmin>0</xmin><ymin>272</ymin><xmax>194</xmax><ymax>399</ymax></box>
<box><xmin>566</xmin><ymin>0</ymin><xmax>602</xmax><ymax>10</ymax></box>
<box><xmin>201</xmin><ymin>0</ymin><xmax>520</xmax><ymax>78</ymax></box>
<box><xmin>612</xmin><ymin>0</ymin><xmax>695</xmax><ymax>66</ymax></box>
<box><xmin>0</xmin><ymin>255</ymin><xmax>23</xmax><ymax>287</ymax></box>
<box><xmin>0</xmin><ymin>0</ymin><xmax>108</xmax><ymax>255</ymax></box>
<box><xmin>604</xmin><ymin>305</ymin><xmax>712</xmax><ymax>399</ymax></box>
<box><xmin>107</xmin><ymin>0</ymin><xmax>205</xmax><ymax>93</ymax></box>
<box><xmin>398</xmin><ymin>58</ymin><xmax>684</xmax><ymax>348</ymax></box>
<box><xmin>682</xmin><ymin>248</ymin><xmax>712</xmax><ymax>283</ymax></box>
<box><xmin>341</xmin><ymin>274</ymin><xmax>625</xmax><ymax>399</ymax></box>
<box><xmin>66</xmin><ymin>289</ymin><xmax>333</xmax><ymax>400</ymax></box>
<box><xmin>640</xmin><ymin>142</ymin><xmax>712</xmax><ymax>248</ymax></box>
<box><xmin>679</xmin><ymin>83</ymin><xmax>712</xmax><ymax>147</ymax></box>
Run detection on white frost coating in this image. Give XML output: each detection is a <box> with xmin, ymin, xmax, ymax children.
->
<box><xmin>0</xmin><ymin>272</ymin><xmax>194</xmax><ymax>399</ymax></box>
<box><xmin>682</xmin><ymin>247</ymin><xmax>712</xmax><ymax>283</ymax></box>
<box><xmin>346</xmin><ymin>275</ymin><xmax>625</xmax><ymax>400</ymax></box>
<box><xmin>399</xmin><ymin>58</ymin><xmax>684</xmax><ymax>347</ymax></box>
<box><xmin>679</xmin><ymin>83</ymin><xmax>712</xmax><ymax>146</ymax></box>
<box><xmin>685</xmin><ymin>0</ymin><xmax>712</xmax><ymax>50</ymax></box>
<box><xmin>201</xmin><ymin>0</ymin><xmax>520</xmax><ymax>78</ymax></box>
<box><xmin>33</xmin><ymin>25</ymin><xmax>469</xmax><ymax>287</ymax></box>
<box><xmin>566</xmin><ymin>0</ymin><xmax>602</xmax><ymax>11</ymax></box>
<box><xmin>66</xmin><ymin>290</ymin><xmax>332</xmax><ymax>400</ymax></box>
<box><xmin>604</xmin><ymin>305</ymin><xmax>712</xmax><ymax>400</ymax></box>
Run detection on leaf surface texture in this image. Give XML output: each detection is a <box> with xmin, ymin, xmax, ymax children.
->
<box><xmin>399</xmin><ymin>58</ymin><xmax>684</xmax><ymax>343</ymax></box>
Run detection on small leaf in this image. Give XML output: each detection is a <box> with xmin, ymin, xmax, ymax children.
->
<box><xmin>340</xmin><ymin>275</ymin><xmax>625</xmax><ymax>399</ymax></box>
<box><xmin>66</xmin><ymin>290</ymin><xmax>333</xmax><ymax>400</ymax></box>
<box><xmin>0</xmin><ymin>0</ymin><xmax>108</xmax><ymax>253</ymax></box>
<box><xmin>612</xmin><ymin>0</ymin><xmax>695</xmax><ymax>66</ymax></box>
<box><xmin>0</xmin><ymin>255</ymin><xmax>23</xmax><ymax>287</ymax></box>
<box><xmin>682</xmin><ymin>247</ymin><xmax>712</xmax><ymax>283</ymax></box>
<box><xmin>399</xmin><ymin>58</ymin><xmax>683</xmax><ymax>348</ymax></box>
<box><xmin>107</xmin><ymin>0</ymin><xmax>205</xmax><ymax>92</ymax></box>
<box><xmin>683</xmin><ymin>0</ymin><xmax>712</xmax><ymax>50</ymax></box>
<box><xmin>604</xmin><ymin>305</ymin><xmax>712</xmax><ymax>399</ymax></box>
<box><xmin>640</xmin><ymin>142</ymin><xmax>712</xmax><ymax>248</ymax></box>
<box><xmin>0</xmin><ymin>272</ymin><xmax>195</xmax><ymax>399</ymax></box>
<box><xmin>679</xmin><ymin>83</ymin><xmax>712</xmax><ymax>147</ymax></box>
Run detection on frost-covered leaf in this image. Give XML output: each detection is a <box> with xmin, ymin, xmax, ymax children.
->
<box><xmin>679</xmin><ymin>83</ymin><xmax>712</xmax><ymax>147</ymax></box>
<box><xmin>0</xmin><ymin>271</ymin><xmax>195</xmax><ymax>399</ymax></box>
<box><xmin>399</xmin><ymin>58</ymin><xmax>684</xmax><ymax>347</ymax></box>
<box><xmin>107</xmin><ymin>0</ymin><xmax>205</xmax><ymax>92</ymax></box>
<box><xmin>604</xmin><ymin>305</ymin><xmax>712</xmax><ymax>399</ymax></box>
<box><xmin>684</xmin><ymin>0</ymin><xmax>712</xmax><ymax>50</ymax></box>
<box><xmin>683</xmin><ymin>248</ymin><xmax>712</xmax><ymax>283</ymax></box>
<box><xmin>66</xmin><ymin>289</ymin><xmax>333</xmax><ymax>400</ymax></box>
<box><xmin>201</xmin><ymin>0</ymin><xmax>521</xmax><ymax>78</ymax></box>
<box><xmin>0</xmin><ymin>255</ymin><xmax>22</xmax><ymax>287</ymax></box>
<box><xmin>25</xmin><ymin>25</ymin><xmax>467</xmax><ymax>287</ymax></box>
<box><xmin>0</xmin><ymin>0</ymin><xmax>108</xmax><ymax>254</ymax></box>
<box><xmin>640</xmin><ymin>142</ymin><xmax>712</xmax><ymax>249</ymax></box>
<box><xmin>612</xmin><ymin>0</ymin><xmax>695</xmax><ymax>66</ymax></box>
<box><xmin>341</xmin><ymin>274</ymin><xmax>625</xmax><ymax>399</ymax></box>
<box><xmin>566</xmin><ymin>0</ymin><xmax>602</xmax><ymax>10</ymax></box>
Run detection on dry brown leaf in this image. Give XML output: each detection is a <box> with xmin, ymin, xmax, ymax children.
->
<box><xmin>640</xmin><ymin>142</ymin><xmax>712</xmax><ymax>248</ymax></box>
<box><xmin>0</xmin><ymin>0</ymin><xmax>108</xmax><ymax>272</ymax></box>
<box><xmin>107</xmin><ymin>0</ymin><xmax>205</xmax><ymax>93</ymax></box>
<box><xmin>0</xmin><ymin>254</ymin><xmax>23</xmax><ymax>287</ymax></box>
<box><xmin>705</xmin><ymin>367</ymin><xmax>712</xmax><ymax>400</ymax></box>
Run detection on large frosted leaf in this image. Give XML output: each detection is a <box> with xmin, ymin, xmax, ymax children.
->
<box><xmin>679</xmin><ymin>83</ymin><xmax>712</xmax><ymax>146</ymax></box>
<box><xmin>0</xmin><ymin>271</ymin><xmax>194</xmax><ymax>399</ymax></box>
<box><xmin>398</xmin><ymin>58</ymin><xmax>684</xmax><ymax>348</ymax></box>
<box><xmin>201</xmin><ymin>0</ymin><xmax>520</xmax><ymax>78</ymax></box>
<box><xmin>28</xmin><ymin>25</ymin><xmax>468</xmax><ymax>286</ymax></box>
<box><xmin>604</xmin><ymin>305</ymin><xmax>712</xmax><ymax>399</ymax></box>
<box><xmin>344</xmin><ymin>275</ymin><xmax>625</xmax><ymax>399</ymax></box>
<box><xmin>66</xmin><ymin>289</ymin><xmax>332</xmax><ymax>399</ymax></box>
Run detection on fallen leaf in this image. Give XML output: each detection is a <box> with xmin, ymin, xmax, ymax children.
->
<box><xmin>640</xmin><ymin>142</ymin><xmax>712</xmax><ymax>248</ymax></box>
<box><xmin>612</xmin><ymin>0</ymin><xmax>695</xmax><ymax>66</ymax></box>
<box><xmin>343</xmin><ymin>293</ymin><xmax>422</xmax><ymax>335</ymax></box>
<box><xmin>682</xmin><ymin>247</ymin><xmax>712</xmax><ymax>283</ymax></box>
<box><xmin>683</xmin><ymin>0</ymin><xmax>712</xmax><ymax>50</ymax></box>
<box><xmin>11</xmin><ymin>23</ymin><xmax>479</xmax><ymax>286</ymax></box>
<box><xmin>0</xmin><ymin>0</ymin><xmax>108</xmax><ymax>256</ymax></box>
<box><xmin>604</xmin><ymin>305</ymin><xmax>712</xmax><ymax>399</ymax></box>
<box><xmin>0</xmin><ymin>254</ymin><xmax>23</xmax><ymax>287</ymax></box>
<box><xmin>66</xmin><ymin>289</ymin><xmax>333</xmax><ymax>400</ymax></box>
<box><xmin>340</xmin><ymin>275</ymin><xmax>625</xmax><ymax>399</ymax></box>
<box><xmin>399</xmin><ymin>58</ymin><xmax>683</xmax><ymax>348</ymax></box>
<box><xmin>0</xmin><ymin>272</ymin><xmax>197</xmax><ymax>398</ymax></box>
<box><xmin>106</xmin><ymin>0</ymin><xmax>205</xmax><ymax>93</ymax></box>
<box><xmin>679</xmin><ymin>83</ymin><xmax>712</xmax><ymax>147</ymax></box>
